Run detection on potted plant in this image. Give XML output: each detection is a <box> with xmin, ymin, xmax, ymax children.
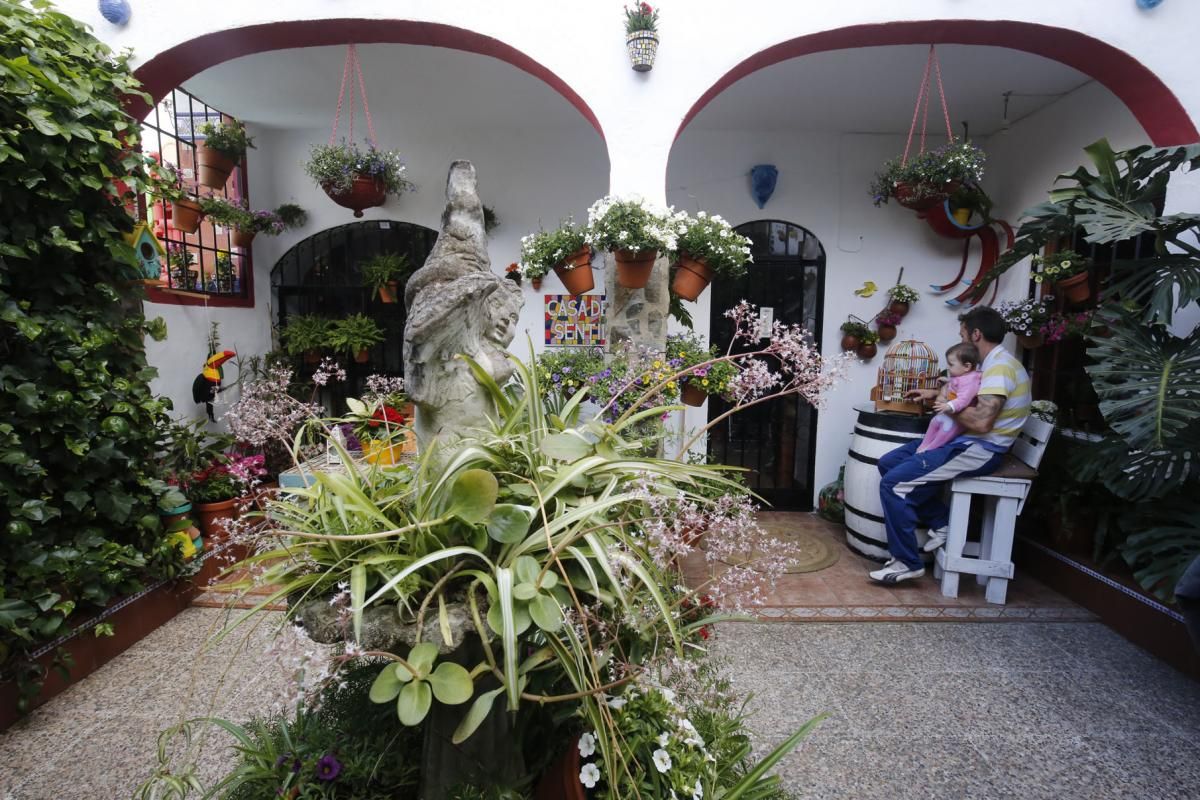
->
<box><xmin>670</xmin><ymin>211</ymin><xmax>752</xmax><ymax>301</ymax></box>
<box><xmin>305</xmin><ymin>141</ymin><xmax>414</xmax><ymax>217</ymax></box>
<box><xmin>329</xmin><ymin>314</ymin><xmax>386</xmax><ymax>363</ymax></box>
<box><xmin>856</xmin><ymin>329</ymin><xmax>880</xmax><ymax>360</ymax></box>
<box><xmin>624</xmin><ymin>2</ymin><xmax>660</xmax><ymax>72</ymax></box>
<box><xmin>875</xmin><ymin>312</ymin><xmax>901</xmax><ymax>342</ymax></box>
<box><xmin>166</xmin><ymin>242</ymin><xmax>197</xmax><ymax>290</ymax></box>
<box><xmin>886</xmin><ymin>284</ymin><xmax>921</xmax><ymax>317</ymax></box>
<box><xmin>520</xmin><ymin>221</ymin><xmax>593</xmax><ymax>295</ymax></box>
<box><xmin>347</xmin><ymin>396</ymin><xmax>411</xmax><ymax>465</ymax></box>
<box><xmin>361</xmin><ymin>253</ymin><xmax>411</xmax><ymax>304</ymax></box>
<box><xmin>196</xmin><ymin>119</ymin><xmax>255</xmax><ymax>189</ymax></box>
<box><xmin>586</xmin><ymin>195</ymin><xmax>678</xmax><ymax>289</ymax></box>
<box><xmin>504</xmin><ymin>262</ymin><xmax>522</xmax><ymax>286</ymax></box>
<box><xmin>996</xmin><ymin>296</ymin><xmax>1053</xmax><ymax>349</ymax></box>
<box><xmin>279</xmin><ymin>314</ymin><xmax>333</xmax><ymax>363</ymax></box>
<box><xmin>1040</xmin><ymin>310</ymin><xmax>1094</xmax><ymax>344</ymax></box>
<box><xmin>1033</xmin><ymin>249</ymin><xmax>1092</xmax><ymax>304</ymax></box>
<box><xmin>200</xmin><ymin>197</ymin><xmax>301</xmax><ymax>249</ymax></box>
<box><xmin>155</xmin><ymin>163</ymin><xmax>204</xmax><ymax>233</ymax></box>
<box><xmin>214</xmin><ymin>253</ymin><xmax>236</xmax><ymax>293</ymax></box>
<box><xmin>869</xmin><ymin>141</ymin><xmax>986</xmax><ymax>211</ymax></box>
<box><xmin>840</xmin><ymin>319</ymin><xmax>870</xmax><ymax>351</ymax></box>
<box><xmin>949</xmin><ymin>183</ymin><xmax>993</xmax><ymax>226</ymax></box>
<box><xmin>666</xmin><ymin>332</ymin><xmax>735</xmax><ymax>407</ymax></box>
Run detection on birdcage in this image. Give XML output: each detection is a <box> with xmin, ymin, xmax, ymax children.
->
<box><xmin>870</xmin><ymin>339</ymin><xmax>940</xmax><ymax>414</ymax></box>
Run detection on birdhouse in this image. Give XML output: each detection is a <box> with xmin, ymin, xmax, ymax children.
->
<box><xmin>126</xmin><ymin>223</ymin><xmax>166</xmax><ymax>285</ymax></box>
<box><xmin>870</xmin><ymin>339</ymin><xmax>940</xmax><ymax>415</ymax></box>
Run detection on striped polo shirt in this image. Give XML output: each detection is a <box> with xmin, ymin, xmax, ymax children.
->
<box><xmin>957</xmin><ymin>345</ymin><xmax>1031</xmax><ymax>452</ymax></box>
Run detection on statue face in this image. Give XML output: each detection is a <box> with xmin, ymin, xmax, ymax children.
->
<box><xmin>491</xmin><ymin>300</ymin><xmax>521</xmax><ymax>345</ymax></box>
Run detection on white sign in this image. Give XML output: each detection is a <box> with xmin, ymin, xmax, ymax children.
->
<box><xmin>759</xmin><ymin>306</ymin><xmax>774</xmax><ymax>336</ymax></box>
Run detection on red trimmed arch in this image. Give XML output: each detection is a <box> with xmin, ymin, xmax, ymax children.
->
<box><xmin>676</xmin><ymin>20</ymin><xmax>1197</xmax><ymax>146</ymax></box>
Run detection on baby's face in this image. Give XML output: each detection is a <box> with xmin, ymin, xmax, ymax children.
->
<box><xmin>947</xmin><ymin>354</ymin><xmax>973</xmax><ymax>377</ymax></box>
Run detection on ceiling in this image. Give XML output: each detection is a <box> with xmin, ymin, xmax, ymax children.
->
<box><xmin>183</xmin><ymin>44</ymin><xmax>594</xmax><ymax>131</ymax></box>
<box><xmin>689</xmin><ymin>45</ymin><xmax>1092</xmax><ymax>135</ymax></box>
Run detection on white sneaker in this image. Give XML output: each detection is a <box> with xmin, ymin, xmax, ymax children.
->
<box><xmin>923</xmin><ymin>526</ymin><xmax>948</xmax><ymax>552</ymax></box>
<box><xmin>868</xmin><ymin>559</ymin><xmax>926</xmax><ymax>584</ymax></box>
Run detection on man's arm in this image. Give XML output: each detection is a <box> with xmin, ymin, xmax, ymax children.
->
<box><xmin>904</xmin><ymin>387</ymin><xmax>940</xmax><ymax>402</ymax></box>
<box><xmin>952</xmin><ymin>394</ymin><xmax>1004</xmax><ymax>434</ymax></box>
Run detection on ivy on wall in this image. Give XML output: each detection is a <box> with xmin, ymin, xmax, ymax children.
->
<box><xmin>0</xmin><ymin>0</ymin><xmax>182</xmax><ymax>699</ymax></box>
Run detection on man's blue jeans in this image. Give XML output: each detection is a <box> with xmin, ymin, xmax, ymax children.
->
<box><xmin>877</xmin><ymin>440</ymin><xmax>1003</xmax><ymax>570</ymax></box>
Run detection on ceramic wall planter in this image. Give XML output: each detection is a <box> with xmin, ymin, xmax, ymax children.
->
<box><xmin>196</xmin><ymin>142</ymin><xmax>237</xmax><ymax>189</ymax></box>
<box><xmin>232</xmin><ymin>228</ymin><xmax>255</xmax><ymax>249</ymax></box>
<box><xmin>1056</xmin><ymin>271</ymin><xmax>1092</xmax><ymax>304</ymax></box>
<box><xmin>681</xmin><ymin>381</ymin><xmax>707</xmax><ymax>407</ymax></box>
<box><xmin>888</xmin><ymin>301</ymin><xmax>911</xmax><ymax>317</ymax></box>
<box><xmin>672</xmin><ymin>252</ymin><xmax>714</xmax><ymax>301</ymax></box>
<box><xmin>840</xmin><ymin>334</ymin><xmax>861</xmax><ymax>351</ymax></box>
<box><xmin>856</xmin><ymin>342</ymin><xmax>878</xmax><ymax>360</ymax></box>
<box><xmin>877</xmin><ymin>323</ymin><xmax>897</xmax><ymax>342</ymax></box>
<box><xmin>324</xmin><ymin>175</ymin><xmax>387</xmax><ymax>217</ymax></box>
<box><xmin>553</xmin><ymin>247</ymin><xmax>595</xmax><ymax>295</ymax></box>
<box><xmin>626</xmin><ymin>31</ymin><xmax>659</xmax><ymax>72</ymax></box>
<box><xmin>614</xmin><ymin>248</ymin><xmax>657</xmax><ymax>288</ymax></box>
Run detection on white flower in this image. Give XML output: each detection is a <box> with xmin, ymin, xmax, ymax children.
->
<box><xmin>578</xmin><ymin>732</ymin><xmax>596</xmax><ymax>757</ymax></box>
<box><xmin>606</xmin><ymin>695</ymin><xmax>627</xmax><ymax>710</ymax></box>
<box><xmin>652</xmin><ymin>748</ymin><xmax>672</xmax><ymax>773</ymax></box>
<box><xmin>693</xmin><ymin>779</ymin><xmax>704</xmax><ymax>799</ymax></box>
<box><xmin>579</xmin><ymin>762</ymin><xmax>600</xmax><ymax>788</ymax></box>
<box><xmin>659</xmin><ymin>686</ymin><xmax>677</xmax><ymax>704</ymax></box>
<box><xmin>657</xmin><ymin>732</ymin><xmax>670</xmax><ymax>747</ymax></box>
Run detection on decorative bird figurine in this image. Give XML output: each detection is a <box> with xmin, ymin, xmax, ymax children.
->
<box><xmin>192</xmin><ymin>350</ymin><xmax>236</xmax><ymax>421</ymax></box>
<box><xmin>854</xmin><ymin>281</ymin><xmax>878</xmax><ymax>298</ymax></box>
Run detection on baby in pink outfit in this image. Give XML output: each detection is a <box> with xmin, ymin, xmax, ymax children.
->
<box><xmin>918</xmin><ymin>342</ymin><xmax>982</xmax><ymax>453</ymax></box>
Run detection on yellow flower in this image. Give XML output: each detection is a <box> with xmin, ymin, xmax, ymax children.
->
<box><xmin>701</xmin><ymin>379</ymin><xmax>709</xmax><ymax>386</ymax></box>
<box><xmin>667</xmin><ymin>381</ymin><xmax>677</xmax><ymax>390</ymax></box>
<box><xmin>653</xmin><ymin>360</ymin><xmax>662</xmax><ymax>368</ymax></box>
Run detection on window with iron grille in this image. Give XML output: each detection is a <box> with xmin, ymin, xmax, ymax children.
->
<box><xmin>139</xmin><ymin>88</ymin><xmax>251</xmax><ymax>302</ymax></box>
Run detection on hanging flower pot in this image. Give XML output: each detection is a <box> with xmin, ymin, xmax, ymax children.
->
<box><xmin>195</xmin><ymin>142</ymin><xmax>237</xmax><ymax>190</ymax></box>
<box><xmin>531</xmin><ymin>277</ymin><xmax>543</xmax><ymax>291</ymax></box>
<box><xmin>232</xmin><ymin>228</ymin><xmax>256</xmax><ymax>249</ymax></box>
<box><xmin>841</xmin><ymin>334</ymin><xmax>860</xmax><ymax>351</ymax></box>
<box><xmin>323</xmin><ymin>175</ymin><xmax>388</xmax><ymax>218</ymax></box>
<box><xmin>681</xmin><ymin>381</ymin><xmax>707</xmax><ymax>407</ymax></box>
<box><xmin>614</xmin><ymin>248</ymin><xmax>657</xmax><ymax>289</ymax></box>
<box><xmin>1056</xmin><ymin>271</ymin><xmax>1092</xmax><ymax>305</ymax></box>
<box><xmin>354</xmin><ymin>348</ymin><xmax>371</xmax><ymax>364</ymax></box>
<box><xmin>856</xmin><ymin>342</ymin><xmax>878</xmax><ymax>360</ymax></box>
<box><xmin>171</xmin><ymin>197</ymin><xmax>204</xmax><ymax>233</ymax></box>
<box><xmin>671</xmin><ymin>252</ymin><xmax>714</xmax><ymax>301</ymax></box>
<box><xmin>553</xmin><ymin>246</ymin><xmax>595</xmax><ymax>295</ymax></box>
<box><xmin>1017</xmin><ymin>333</ymin><xmax>1044</xmax><ymax>350</ymax></box>
<box><xmin>889</xmin><ymin>301</ymin><xmax>910</xmax><ymax>318</ymax></box>
<box><xmin>877</xmin><ymin>323</ymin><xmax>897</xmax><ymax>342</ymax></box>
<box><xmin>894</xmin><ymin>180</ymin><xmax>961</xmax><ymax>212</ymax></box>
<box><xmin>377</xmin><ymin>280</ymin><xmax>399</xmax><ymax>304</ymax></box>
<box><xmin>626</xmin><ymin>31</ymin><xmax>659</xmax><ymax>72</ymax></box>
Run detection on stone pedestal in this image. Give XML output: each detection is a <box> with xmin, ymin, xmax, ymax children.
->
<box><xmin>603</xmin><ymin>250</ymin><xmax>669</xmax><ymax>353</ymax></box>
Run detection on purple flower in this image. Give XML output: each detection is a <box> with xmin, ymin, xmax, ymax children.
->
<box><xmin>275</xmin><ymin>753</ymin><xmax>301</xmax><ymax>773</ymax></box>
<box><xmin>315</xmin><ymin>753</ymin><xmax>342</xmax><ymax>781</ymax></box>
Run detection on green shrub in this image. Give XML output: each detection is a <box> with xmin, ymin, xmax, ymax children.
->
<box><xmin>0</xmin><ymin>0</ymin><xmax>182</xmax><ymax>701</ymax></box>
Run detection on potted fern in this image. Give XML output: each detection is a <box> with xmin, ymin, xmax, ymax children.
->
<box><xmin>196</xmin><ymin>119</ymin><xmax>255</xmax><ymax>189</ymax></box>
<box><xmin>360</xmin><ymin>253</ymin><xmax>411</xmax><ymax>304</ymax></box>
<box><xmin>280</xmin><ymin>315</ymin><xmax>333</xmax><ymax>364</ymax></box>
<box><xmin>330</xmin><ymin>314</ymin><xmax>386</xmax><ymax>363</ymax></box>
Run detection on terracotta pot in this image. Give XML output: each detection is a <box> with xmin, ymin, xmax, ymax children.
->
<box><xmin>377</xmin><ymin>280</ymin><xmax>399</xmax><ymax>304</ymax></box>
<box><xmin>856</xmin><ymin>342</ymin><xmax>878</xmax><ymax>360</ymax></box>
<box><xmin>681</xmin><ymin>381</ymin><xmax>707</xmax><ymax>407</ymax></box>
<box><xmin>232</xmin><ymin>228</ymin><xmax>255</xmax><ymax>249</ymax></box>
<box><xmin>170</xmin><ymin>198</ymin><xmax>204</xmax><ymax>233</ymax></box>
<box><xmin>888</xmin><ymin>301</ymin><xmax>910</xmax><ymax>317</ymax></box>
<box><xmin>535</xmin><ymin>737</ymin><xmax>586</xmax><ymax>800</ymax></box>
<box><xmin>1057</xmin><ymin>271</ymin><xmax>1091</xmax><ymax>305</ymax></box>
<box><xmin>196</xmin><ymin>142</ymin><xmax>237</xmax><ymax>189</ymax></box>
<box><xmin>894</xmin><ymin>180</ymin><xmax>960</xmax><ymax>211</ymax></box>
<box><xmin>195</xmin><ymin>498</ymin><xmax>237</xmax><ymax>545</ymax></box>
<box><xmin>553</xmin><ymin>247</ymin><xmax>595</xmax><ymax>295</ymax></box>
<box><xmin>323</xmin><ymin>175</ymin><xmax>387</xmax><ymax>218</ymax></box>
<box><xmin>840</xmin><ymin>334</ymin><xmax>861</xmax><ymax>351</ymax></box>
<box><xmin>877</xmin><ymin>323</ymin><xmax>897</xmax><ymax>342</ymax></box>
<box><xmin>354</xmin><ymin>348</ymin><xmax>371</xmax><ymax>364</ymax></box>
<box><xmin>303</xmin><ymin>349</ymin><xmax>321</xmax><ymax>365</ymax></box>
<box><xmin>672</xmin><ymin>253</ymin><xmax>714</xmax><ymax>301</ymax></box>
<box><xmin>614</xmin><ymin>248</ymin><xmax>657</xmax><ymax>289</ymax></box>
<box><xmin>531</xmin><ymin>277</ymin><xmax>543</xmax><ymax>291</ymax></box>
<box><xmin>1017</xmin><ymin>333</ymin><xmax>1044</xmax><ymax>350</ymax></box>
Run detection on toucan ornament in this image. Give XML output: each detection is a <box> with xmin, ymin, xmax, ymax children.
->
<box><xmin>193</xmin><ymin>350</ymin><xmax>236</xmax><ymax>421</ymax></box>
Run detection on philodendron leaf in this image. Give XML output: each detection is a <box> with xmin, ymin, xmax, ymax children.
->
<box><xmin>428</xmin><ymin>662</ymin><xmax>474</xmax><ymax>705</ymax></box>
<box><xmin>397</xmin><ymin>680</ymin><xmax>433</xmax><ymax>725</ymax></box>
<box><xmin>408</xmin><ymin>642</ymin><xmax>439</xmax><ymax>678</ymax></box>
<box><xmin>529</xmin><ymin>593</ymin><xmax>563</xmax><ymax>633</ymax></box>
<box><xmin>369</xmin><ymin>664</ymin><xmax>403</xmax><ymax>703</ymax></box>
<box><xmin>447</xmin><ymin>469</ymin><xmax>499</xmax><ymax>524</ymax></box>
<box><xmin>540</xmin><ymin>431</ymin><xmax>593</xmax><ymax>462</ymax></box>
<box><xmin>487</xmin><ymin>504</ymin><xmax>535</xmax><ymax>544</ymax></box>
<box><xmin>452</xmin><ymin>687</ymin><xmax>506</xmax><ymax>744</ymax></box>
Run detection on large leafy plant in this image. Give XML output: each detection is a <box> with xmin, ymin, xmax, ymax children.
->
<box><xmin>0</xmin><ymin>1</ymin><xmax>182</xmax><ymax>697</ymax></box>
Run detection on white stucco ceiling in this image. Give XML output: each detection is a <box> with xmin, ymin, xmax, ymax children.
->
<box><xmin>689</xmin><ymin>44</ymin><xmax>1091</xmax><ymax>135</ymax></box>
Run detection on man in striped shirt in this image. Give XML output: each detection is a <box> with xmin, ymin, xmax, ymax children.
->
<box><xmin>869</xmin><ymin>306</ymin><xmax>1032</xmax><ymax>585</ymax></box>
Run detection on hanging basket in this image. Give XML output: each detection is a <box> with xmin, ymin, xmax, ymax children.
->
<box><xmin>877</xmin><ymin>323</ymin><xmax>897</xmax><ymax>342</ymax></box>
<box><xmin>323</xmin><ymin>175</ymin><xmax>387</xmax><ymax>218</ymax></box>
<box><xmin>614</xmin><ymin>248</ymin><xmax>657</xmax><ymax>289</ymax></box>
<box><xmin>681</xmin><ymin>381</ymin><xmax>707</xmax><ymax>407</ymax></box>
<box><xmin>196</xmin><ymin>142</ymin><xmax>237</xmax><ymax>189</ymax></box>
<box><xmin>170</xmin><ymin>198</ymin><xmax>204</xmax><ymax>233</ymax></box>
<box><xmin>232</xmin><ymin>229</ymin><xmax>256</xmax><ymax>249</ymax></box>
<box><xmin>894</xmin><ymin>180</ymin><xmax>960</xmax><ymax>212</ymax></box>
<box><xmin>671</xmin><ymin>252</ymin><xmax>714</xmax><ymax>301</ymax></box>
<box><xmin>626</xmin><ymin>31</ymin><xmax>659</xmax><ymax>72</ymax></box>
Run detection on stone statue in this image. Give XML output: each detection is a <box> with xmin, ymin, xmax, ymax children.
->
<box><xmin>404</xmin><ymin>161</ymin><xmax>523</xmax><ymax>446</ymax></box>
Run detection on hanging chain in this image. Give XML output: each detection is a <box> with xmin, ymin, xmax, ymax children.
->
<box><xmin>902</xmin><ymin>45</ymin><xmax>956</xmax><ymax>166</ymax></box>
<box><xmin>328</xmin><ymin>44</ymin><xmax>378</xmax><ymax>148</ymax></box>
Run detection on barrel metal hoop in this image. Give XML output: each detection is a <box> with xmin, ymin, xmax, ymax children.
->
<box><xmin>848</xmin><ymin>450</ymin><xmax>879</xmax><ymax>466</ymax></box>
<box><xmin>853</xmin><ymin>426</ymin><xmax>915</xmax><ymax>445</ymax></box>
<box><xmin>844</xmin><ymin>501</ymin><xmax>884</xmax><ymax>523</ymax></box>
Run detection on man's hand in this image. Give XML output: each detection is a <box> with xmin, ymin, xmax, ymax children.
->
<box><xmin>954</xmin><ymin>395</ymin><xmax>1004</xmax><ymax>433</ymax></box>
<box><xmin>905</xmin><ymin>388</ymin><xmax>939</xmax><ymax>402</ymax></box>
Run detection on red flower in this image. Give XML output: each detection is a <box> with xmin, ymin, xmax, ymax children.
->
<box><xmin>640</xmin><ymin>3</ymin><xmax>653</xmax><ymax>14</ymax></box>
<box><xmin>368</xmin><ymin>405</ymin><xmax>406</xmax><ymax>428</ymax></box>
<box><xmin>506</xmin><ymin>262</ymin><xmax>520</xmax><ymax>273</ymax></box>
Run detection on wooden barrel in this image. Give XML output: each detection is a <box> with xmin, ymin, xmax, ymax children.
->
<box><xmin>843</xmin><ymin>404</ymin><xmax>932</xmax><ymax>561</ymax></box>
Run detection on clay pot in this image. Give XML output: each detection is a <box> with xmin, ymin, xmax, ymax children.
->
<box><xmin>681</xmin><ymin>381</ymin><xmax>707</xmax><ymax>407</ymax></box>
<box><xmin>531</xmin><ymin>277</ymin><xmax>543</xmax><ymax>291</ymax></box>
<box><xmin>894</xmin><ymin>180</ymin><xmax>960</xmax><ymax>211</ymax></box>
<box><xmin>614</xmin><ymin>248</ymin><xmax>657</xmax><ymax>289</ymax></box>
<box><xmin>1016</xmin><ymin>333</ymin><xmax>1044</xmax><ymax>350</ymax></box>
<box><xmin>1057</xmin><ymin>271</ymin><xmax>1091</xmax><ymax>305</ymax></box>
<box><xmin>671</xmin><ymin>253</ymin><xmax>714</xmax><ymax>301</ymax></box>
<box><xmin>303</xmin><ymin>349</ymin><xmax>321</xmax><ymax>365</ymax></box>
<box><xmin>535</xmin><ymin>737</ymin><xmax>586</xmax><ymax>800</ymax></box>
<box><xmin>553</xmin><ymin>247</ymin><xmax>595</xmax><ymax>295</ymax></box>
<box><xmin>888</xmin><ymin>301</ymin><xmax>911</xmax><ymax>318</ymax></box>
<box><xmin>195</xmin><ymin>498</ymin><xmax>237</xmax><ymax>545</ymax></box>
<box><xmin>856</xmin><ymin>342</ymin><xmax>878</xmax><ymax>360</ymax></box>
<box><xmin>378</xmin><ymin>280</ymin><xmax>399</xmax><ymax>304</ymax></box>
<box><xmin>840</xmin><ymin>334</ymin><xmax>861</xmax><ymax>352</ymax></box>
<box><xmin>323</xmin><ymin>175</ymin><xmax>387</xmax><ymax>218</ymax></box>
<box><xmin>354</xmin><ymin>348</ymin><xmax>371</xmax><ymax>364</ymax></box>
<box><xmin>170</xmin><ymin>198</ymin><xmax>204</xmax><ymax>233</ymax></box>
<box><xmin>232</xmin><ymin>228</ymin><xmax>255</xmax><ymax>249</ymax></box>
<box><xmin>196</xmin><ymin>142</ymin><xmax>237</xmax><ymax>189</ymax></box>
<box><xmin>877</xmin><ymin>323</ymin><xmax>897</xmax><ymax>342</ymax></box>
